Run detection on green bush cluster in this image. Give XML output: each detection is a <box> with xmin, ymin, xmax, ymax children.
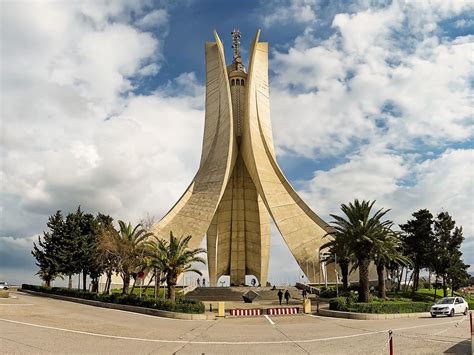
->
<box><xmin>319</xmin><ymin>287</ymin><xmax>338</xmax><ymax>298</ymax></box>
<box><xmin>329</xmin><ymin>296</ymin><xmax>432</xmax><ymax>313</ymax></box>
<box><xmin>21</xmin><ymin>284</ymin><xmax>204</xmax><ymax>314</ymax></box>
<box><xmin>468</xmin><ymin>301</ymin><xmax>474</xmax><ymax>310</ymax></box>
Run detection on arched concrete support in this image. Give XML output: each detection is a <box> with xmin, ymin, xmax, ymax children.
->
<box><xmin>152</xmin><ymin>32</ymin><xmax>236</xmax><ymax>249</ymax></box>
<box><xmin>241</xmin><ymin>31</ymin><xmax>331</xmax><ymax>282</ymax></box>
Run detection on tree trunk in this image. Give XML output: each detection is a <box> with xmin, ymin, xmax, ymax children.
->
<box><xmin>167</xmin><ymin>275</ymin><xmax>177</xmax><ymax>302</ymax></box>
<box><xmin>358</xmin><ymin>257</ymin><xmax>370</xmax><ymax>302</ymax></box>
<box><xmin>91</xmin><ymin>278</ymin><xmax>98</xmax><ymax>293</ymax></box>
<box><xmin>45</xmin><ymin>278</ymin><xmax>51</xmax><ymax>287</ymax></box>
<box><xmin>396</xmin><ymin>266</ymin><xmax>404</xmax><ymax>293</ymax></box>
<box><xmin>68</xmin><ymin>274</ymin><xmax>72</xmax><ymax>289</ymax></box>
<box><xmin>78</xmin><ymin>273</ymin><xmax>81</xmax><ymax>290</ymax></box>
<box><xmin>428</xmin><ymin>270</ymin><xmax>431</xmax><ymax>290</ymax></box>
<box><xmin>82</xmin><ymin>271</ymin><xmax>87</xmax><ymax>291</ymax></box>
<box><xmin>130</xmin><ymin>277</ymin><xmax>137</xmax><ymax>295</ymax></box>
<box><xmin>442</xmin><ymin>275</ymin><xmax>447</xmax><ymax>297</ymax></box>
<box><xmin>122</xmin><ymin>273</ymin><xmax>130</xmax><ymax>294</ymax></box>
<box><xmin>412</xmin><ymin>266</ymin><xmax>420</xmax><ymax>292</ymax></box>
<box><xmin>340</xmin><ymin>260</ymin><xmax>349</xmax><ymax>291</ymax></box>
<box><xmin>154</xmin><ymin>268</ymin><xmax>160</xmax><ymax>300</ymax></box>
<box><xmin>105</xmin><ymin>272</ymin><xmax>112</xmax><ymax>294</ymax></box>
<box><xmin>377</xmin><ymin>262</ymin><xmax>386</xmax><ymax>299</ymax></box>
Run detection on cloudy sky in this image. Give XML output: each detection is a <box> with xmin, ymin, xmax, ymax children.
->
<box><xmin>1</xmin><ymin>0</ymin><xmax>473</xmax><ymax>286</ymax></box>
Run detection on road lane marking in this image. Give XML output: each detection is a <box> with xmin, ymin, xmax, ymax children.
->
<box><xmin>308</xmin><ymin>314</ymin><xmax>355</xmax><ymax>321</ymax></box>
<box><xmin>0</xmin><ymin>317</ymin><xmax>465</xmax><ymax>345</ymax></box>
<box><xmin>0</xmin><ymin>304</ymin><xmax>34</xmax><ymax>306</ymax></box>
<box><xmin>264</xmin><ymin>315</ymin><xmax>275</xmax><ymax>325</ymax></box>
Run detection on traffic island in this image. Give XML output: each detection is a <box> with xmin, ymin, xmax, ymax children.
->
<box><xmin>20</xmin><ymin>288</ymin><xmax>215</xmax><ymax>320</ymax></box>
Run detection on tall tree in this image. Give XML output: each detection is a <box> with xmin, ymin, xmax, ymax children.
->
<box><xmin>150</xmin><ymin>232</ymin><xmax>206</xmax><ymax>302</ymax></box>
<box><xmin>329</xmin><ymin>199</ymin><xmax>392</xmax><ymax>302</ymax></box>
<box><xmin>60</xmin><ymin>210</ymin><xmax>82</xmax><ymax>289</ymax></box>
<box><xmin>115</xmin><ymin>221</ymin><xmax>152</xmax><ymax>294</ymax></box>
<box><xmin>432</xmin><ymin>212</ymin><xmax>469</xmax><ymax>296</ymax></box>
<box><xmin>31</xmin><ymin>211</ymin><xmax>64</xmax><ymax>287</ymax></box>
<box><xmin>321</xmin><ymin>228</ymin><xmax>354</xmax><ymax>291</ymax></box>
<box><xmin>372</xmin><ymin>226</ymin><xmax>411</xmax><ymax>299</ymax></box>
<box><xmin>399</xmin><ymin>209</ymin><xmax>434</xmax><ymax>292</ymax></box>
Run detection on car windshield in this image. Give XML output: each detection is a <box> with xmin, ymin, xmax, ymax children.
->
<box><xmin>436</xmin><ymin>298</ymin><xmax>455</xmax><ymax>304</ymax></box>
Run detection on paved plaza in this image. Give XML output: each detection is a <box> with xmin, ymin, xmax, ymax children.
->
<box><xmin>0</xmin><ymin>291</ymin><xmax>471</xmax><ymax>354</ymax></box>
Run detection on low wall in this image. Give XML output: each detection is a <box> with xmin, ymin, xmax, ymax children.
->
<box><xmin>20</xmin><ymin>289</ymin><xmax>215</xmax><ymax>320</ymax></box>
<box><xmin>319</xmin><ymin>308</ymin><xmax>430</xmax><ymax>320</ymax></box>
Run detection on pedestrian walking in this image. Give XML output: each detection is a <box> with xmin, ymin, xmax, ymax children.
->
<box><xmin>202</xmin><ymin>278</ymin><xmax>206</xmax><ymax>287</ymax></box>
<box><xmin>197</xmin><ymin>278</ymin><xmax>201</xmax><ymax>287</ymax></box>
<box><xmin>284</xmin><ymin>290</ymin><xmax>290</xmax><ymax>305</ymax></box>
<box><xmin>277</xmin><ymin>289</ymin><xmax>283</xmax><ymax>305</ymax></box>
<box><xmin>302</xmin><ymin>289</ymin><xmax>307</xmax><ymax>299</ymax></box>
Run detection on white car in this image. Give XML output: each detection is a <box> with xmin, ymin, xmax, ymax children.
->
<box><xmin>0</xmin><ymin>281</ymin><xmax>8</xmax><ymax>290</ymax></box>
<box><xmin>430</xmin><ymin>297</ymin><xmax>468</xmax><ymax>317</ymax></box>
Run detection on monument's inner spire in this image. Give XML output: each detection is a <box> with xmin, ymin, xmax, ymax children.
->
<box><xmin>231</xmin><ymin>28</ymin><xmax>245</xmax><ymax>72</ymax></box>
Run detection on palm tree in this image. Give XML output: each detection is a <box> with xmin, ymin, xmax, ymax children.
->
<box><xmin>115</xmin><ymin>221</ymin><xmax>153</xmax><ymax>294</ymax></box>
<box><xmin>329</xmin><ymin>199</ymin><xmax>392</xmax><ymax>302</ymax></box>
<box><xmin>320</xmin><ymin>229</ymin><xmax>354</xmax><ymax>291</ymax></box>
<box><xmin>141</xmin><ymin>241</ymin><xmax>165</xmax><ymax>299</ymax></box>
<box><xmin>150</xmin><ymin>232</ymin><xmax>206</xmax><ymax>302</ymax></box>
<box><xmin>372</xmin><ymin>226</ymin><xmax>411</xmax><ymax>299</ymax></box>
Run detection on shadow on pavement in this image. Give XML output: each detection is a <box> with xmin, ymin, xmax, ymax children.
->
<box><xmin>443</xmin><ymin>339</ymin><xmax>471</xmax><ymax>354</ymax></box>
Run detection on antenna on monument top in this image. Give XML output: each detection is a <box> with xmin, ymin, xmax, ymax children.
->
<box><xmin>231</xmin><ymin>28</ymin><xmax>245</xmax><ymax>72</ymax></box>
<box><xmin>231</xmin><ymin>28</ymin><xmax>241</xmax><ymax>60</ymax></box>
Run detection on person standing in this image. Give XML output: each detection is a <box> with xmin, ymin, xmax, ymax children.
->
<box><xmin>202</xmin><ymin>278</ymin><xmax>206</xmax><ymax>287</ymax></box>
<box><xmin>277</xmin><ymin>289</ymin><xmax>283</xmax><ymax>305</ymax></box>
<box><xmin>284</xmin><ymin>290</ymin><xmax>290</xmax><ymax>305</ymax></box>
<box><xmin>197</xmin><ymin>278</ymin><xmax>201</xmax><ymax>287</ymax></box>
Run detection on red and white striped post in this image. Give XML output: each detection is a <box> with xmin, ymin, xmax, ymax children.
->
<box><xmin>389</xmin><ymin>330</ymin><xmax>394</xmax><ymax>355</ymax></box>
<box><xmin>470</xmin><ymin>312</ymin><xmax>472</xmax><ymax>336</ymax></box>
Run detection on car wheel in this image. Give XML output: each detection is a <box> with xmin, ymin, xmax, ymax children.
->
<box><xmin>464</xmin><ymin>308</ymin><xmax>468</xmax><ymax>316</ymax></box>
<box><xmin>449</xmin><ymin>309</ymin><xmax>454</xmax><ymax>317</ymax></box>
<box><xmin>431</xmin><ymin>313</ymin><xmax>436</xmax><ymax>318</ymax></box>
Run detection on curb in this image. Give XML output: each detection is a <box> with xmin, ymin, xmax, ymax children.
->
<box><xmin>318</xmin><ymin>308</ymin><xmax>430</xmax><ymax>320</ymax></box>
<box><xmin>20</xmin><ymin>290</ymin><xmax>215</xmax><ymax>321</ymax></box>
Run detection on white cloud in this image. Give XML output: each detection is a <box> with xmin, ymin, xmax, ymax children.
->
<box><xmin>262</xmin><ymin>0</ymin><xmax>319</xmax><ymax>27</ymax></box>
<box><xmin>1</xmin><ymin>1</ymin><xmax>203</xmax><ymax>242</ymax></box>
<box><xmin>136</xmin><ymin>9</ymin><xmax>169</xmax><ymax>30</ymax></box>
<box><xmin>270</xmin><ymin>3</ymin><xmax>473</xmax><ymax>158</ymax></box>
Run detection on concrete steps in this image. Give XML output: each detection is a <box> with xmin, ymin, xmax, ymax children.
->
<box><xmin>186</xmin><ymin>286</ymin><xmax>303</xmax><ymax>302</ymax></box>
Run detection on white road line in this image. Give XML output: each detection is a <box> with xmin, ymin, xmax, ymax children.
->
<box><xmin>0</xmin><ymin>304</ymin><xmax>34</xmax><ymax>306</ymax></box>
<box><xmin>264</xmin><ymin>315</ymin><xmax>275</xmax><ymax>325</ymax></box>
<box><xmin>0</xmin><ymin>317</ymin><xmax>464</xmax><ymax>345</ymax></box>
<box><xmin>308</xmin><ymin>314</ymin><xmax>355</xmax><ymax>321</ymax></box>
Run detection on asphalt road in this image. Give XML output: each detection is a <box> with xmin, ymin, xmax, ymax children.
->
<box><xmin>0</xmin><ymin>292</ymin><xmax>471</xmax><ymax>354</ymax></box>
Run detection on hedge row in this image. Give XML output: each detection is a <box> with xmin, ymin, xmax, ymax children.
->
<box><xmin>21</xmin><ymin>284</ymin><xmax>205</xmax><ymax>314</ymax></box>
<box><xmin>329</xmin><ymin>296</ymin><xmax>432</xmax><ymax>314</ymax></box>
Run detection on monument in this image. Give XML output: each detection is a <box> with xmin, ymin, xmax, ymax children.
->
<box><xmin>152</xmin><ymin>30</ymin><xmax>331</xmax><ymax>286</ymax></box>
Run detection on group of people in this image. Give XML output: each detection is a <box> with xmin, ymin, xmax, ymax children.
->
<box><xmin>197</xmin><ymin>278</ymin><xmax>206</xmax><ymax>287</ymax></box>
<box><xmin>277</xmin><ymin>289</ymin><xmax>291</xmax><ymax>305</ymax></box>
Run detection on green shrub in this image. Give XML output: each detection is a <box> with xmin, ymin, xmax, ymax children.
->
<box><xmin>468</xmin><ymin>301</ymin><xmax>474</xmax><ymax>310</ymax></box>
<box><xmin>320</xmin><ymin>287</ymin><xmax>338</xmax><ymax>298</ymax></box>
<box><xmin>329</xmin><ymin>297</ymin><xmax>349</xmax><ymax>311</ymax></box>
<box><xmin>347</xmin><ymin>302</ymin><xmax>431</xmax><ymax>314</ymax></box>
<box><xmin>20</xmin><ymin>284</ymin><xmax>204</xmax><ymax>314</ymax></box>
